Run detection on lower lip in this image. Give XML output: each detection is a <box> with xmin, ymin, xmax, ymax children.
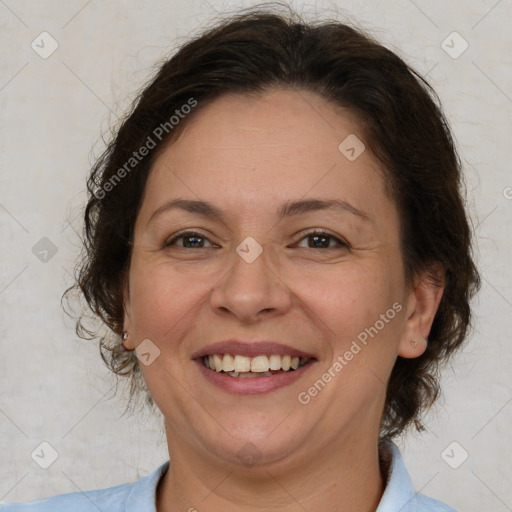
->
<box><xmin>194</xmin><ymin>359</ymin><xmax>316</xmax><ymax>395</ymax></box>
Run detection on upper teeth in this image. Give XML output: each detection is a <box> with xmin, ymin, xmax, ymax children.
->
<box><xmin>203</xmin><ymin>353</ymin><xmax>308</xmax><ymax>373</ymax></box>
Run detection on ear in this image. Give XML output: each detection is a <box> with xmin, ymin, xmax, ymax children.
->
<box><xmin>121</xmin><ymin>274</ymin><xmax>136</xmax><ymax>350</ymax></box>
<box><xmin>398</xmin><ymin>262</ymin><xmax>445</xmax><ymax>358</ymax></box>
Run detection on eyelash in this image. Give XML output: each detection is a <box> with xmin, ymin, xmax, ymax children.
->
<box><xmin>164</xmin><ymin>229</ymin><xmax>349</xmax><ymax>250</ymax></box>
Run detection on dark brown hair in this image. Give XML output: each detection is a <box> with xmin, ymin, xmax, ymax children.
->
<box><xmin>63</xmin><ymin>3</ymin><xmax>480</xmax><ymax>439</ymax></box>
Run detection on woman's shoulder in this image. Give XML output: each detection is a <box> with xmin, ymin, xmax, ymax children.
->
<box><xmin>1</xmin><ymin>481</ymin><xmax>131</xmax><ymax>512</ymax></box>
<box><xmin>0</xmin><ymin>461</ymin><xmax>169</xmax><ymax>512</ymax></box>
<box><xmin>0</xmin><ymin>484</ymin><xmax>135</xmax><ymax>512</ymax></box>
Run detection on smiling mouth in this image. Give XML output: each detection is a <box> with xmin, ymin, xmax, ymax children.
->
<box><xmin>202</xmin><ymin>353</ymin><xmax>313</xmax><ymax>378</ymax></box>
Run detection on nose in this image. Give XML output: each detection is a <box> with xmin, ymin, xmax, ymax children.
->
<box><xmin>209</xmin><ymin>242</ymin><xmax>292</xmax><ymax>324</ymax></box>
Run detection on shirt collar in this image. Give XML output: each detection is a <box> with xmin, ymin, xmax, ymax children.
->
<box><xmin>376</xmin><ymin>440</ymin><xmax>419</xmax><ymax>511</ymax></box>
<box><xmin>124</xmin><ymin>461</ymin><xmax>169</xmax><ymax>512</ymax></box>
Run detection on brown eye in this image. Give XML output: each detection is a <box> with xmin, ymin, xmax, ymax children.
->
<box><xmin>165</xmin><ymin>231</ymin><xmax>215</xmax><ymax>249</ymax></box>
<box><xmin>295</xmin><ymin>230</ymin><xmax>349</xmax><ymax>249</ymax></box>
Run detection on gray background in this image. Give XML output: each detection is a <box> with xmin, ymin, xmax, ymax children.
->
<box><xmin>1</xmin><ymin>0</ymin><xmax>511</xmax><ymax>510</ymax></box>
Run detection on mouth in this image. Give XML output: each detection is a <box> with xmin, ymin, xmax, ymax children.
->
<box><xmin>191</xmin><ymin>341</ymin><xmax>317</xmax><ymax>395</ymax></box>
<box><xmin>201</xmin><ymin>353</ymin><xmax>313</xmax><ymax>378</ymax></box>
<box><xmin>191</xmin><ymin>340</ymin><xmax>318</xmax><ymax>395</ymax></box>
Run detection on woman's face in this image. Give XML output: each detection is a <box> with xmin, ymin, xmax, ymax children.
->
<box><xmin>123</xmin><ymin>89</ymin><xmax>435</xmax><ymax>470</ymax></box>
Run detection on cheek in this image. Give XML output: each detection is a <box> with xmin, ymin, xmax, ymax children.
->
<box><xmin>293</xmin><ymin>264</ymin><xmax>405</xmax><ymax>400</ymax></box>
<box><xmin>127</xmin><ymin>258</ymin><xmax>216</xmax><ymax>341</ymax></box>
<box><xmin>289</xmin><ymin>262</ymin><xmax>402</xmax><ymax>341</ymax></box>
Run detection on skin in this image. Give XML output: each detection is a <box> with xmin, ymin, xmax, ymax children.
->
<box><xmin>122</xmin><ymin>88</ymin><xmax>444</xmax><ymax>511</ymax></box>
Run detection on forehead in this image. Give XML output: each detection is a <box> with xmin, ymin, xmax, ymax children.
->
<box><xmin>163</xmin><ymin>89</ymin><xmax>367</xmax><ymax>169</ymax></box>
<box><xmin>139</xmin><ymin>89</ymin><xmax>395</xmax><ymax>227</ymax></box>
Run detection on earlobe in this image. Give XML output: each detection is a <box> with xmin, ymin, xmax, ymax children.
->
<box><xmin>121</xmin><ymin>321</ymin><xmax>136</xmax><ymax>351</ymax></box>
<box><xmin>398</xmin><ymin>262</ymin><xmax>444</xmax><ymax>359</ymax></box>
<box><xmin>399</xmin><ymin>337</ymin><xmax>429</xmax><ymax>358</ymax></box>
<box><xmin>121</xmin><ymin>330</ymin><xmax>135</xmax><ymax>351</ymax></box>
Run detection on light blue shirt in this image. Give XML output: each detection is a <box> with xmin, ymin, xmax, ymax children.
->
<box><xmin>1</xmin><ymin>441</ymin><xmax>456</xmax><ymax>511</ymax></box>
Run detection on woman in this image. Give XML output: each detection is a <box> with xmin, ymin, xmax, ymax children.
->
<box><xmin>1</xmin><ymin>4</ymin><xmax>480</xmax><ymax>511</ymax></box>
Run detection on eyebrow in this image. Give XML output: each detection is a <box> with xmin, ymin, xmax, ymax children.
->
<box><xmin>147</xmin><ymin>198</ymin><xmax>369</xmax><ymax>227</ymax></box>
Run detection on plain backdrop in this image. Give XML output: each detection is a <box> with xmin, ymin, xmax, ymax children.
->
<box><xmin>1</xmin><ymin>0</ymin><xmax>511</xmax><ymax>510</ymax></box>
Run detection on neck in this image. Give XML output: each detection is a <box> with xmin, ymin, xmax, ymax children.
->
<box><xmin>156</xmin><ymin>431</ymin><xmax>386</xmax><ymax>512</ymax></box>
